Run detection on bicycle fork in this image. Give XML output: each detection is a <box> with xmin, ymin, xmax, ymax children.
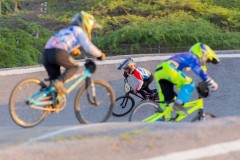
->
<box><xmin>86</xmin><ymin>78</ymin><xmax>99</xmax><ymax>106</ymax></box>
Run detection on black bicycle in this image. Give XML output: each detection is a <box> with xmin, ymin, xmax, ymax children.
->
<box><xmin>112</xmin><ymin>78</ymin><xmax>159</xmax><ymax>117</ymax></box>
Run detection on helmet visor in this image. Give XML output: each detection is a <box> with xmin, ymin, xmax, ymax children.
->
<box><xmin>117</xmin><ymin>58</ymin><xmax>133</xmax><ymax>70</ymax></box>
<box><xmin>205</xmin><ymin>46</ymin><xmax>220</xmax><ymax>64</ymax></box>
<box><xmin>93</xmin><ymin>20</ymin><xmax>102</xmax><ymax>29</ymax></box>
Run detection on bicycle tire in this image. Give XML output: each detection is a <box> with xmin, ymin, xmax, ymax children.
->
<box><xmin>191</xmin><ymin>112</ymin><xmax>216</xmax><ymax>122</ymax></box>
<box><xmin>112</xmin><ymin>95</ymin><xmax>135</xmax><ymax>117</ymax></box>
<box><xmin>9</xmin><ymin>78</ymin><xmax>49</xmax><ymax>128</ymax></box>
<box><xmin>129</xmin><ymin>100</ymin><xmax>160</xmax><ymax>122</ymax></box>
<box><xmin>74</xmin><ymin>79</ymin><xmax>115</xmax><ymax>124</ymax></box>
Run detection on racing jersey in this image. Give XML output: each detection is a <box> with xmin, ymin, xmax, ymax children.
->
<box><xmin>167</xmin><ymin>52</ymin><xmax>209</xmax><ymax>81</ymax></box>
<box><xmin>132</xmin><ymin>67</ymin><xmax>151</xmax><ymax>90</ymax></box>
<box><xmin>44</xmin><ymin>25</ymin><xmax>102</xmax><ymax>57</ymax></box>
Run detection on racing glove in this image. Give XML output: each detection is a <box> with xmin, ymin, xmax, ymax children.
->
<box><xmin>71</xmin><ymin>48</ymin><xmax>81</xmax><ymax>56</ymax></box>
<box><xmin>205</xmin><ymin>77</ymin><xmax>218</xmax><ymax>91</ymax></box>
<box><xmin>97</xmin><ymin>53</ymin><xmax>106</xmax><ymax>60</ymax></box>
<box><xmin>123</xmin><ymin>71</ymin><xmax>130</xmax><ymax>78</ymax></box>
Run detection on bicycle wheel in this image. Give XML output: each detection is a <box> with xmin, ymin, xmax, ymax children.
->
<box><xmin>9</xmin><ymin>78</ymin><xmax>49</xmax><ymax>128</ymax></box>
<box><xmin>129</xmin><ymin>100</ymin><xmax>160</xmax><ymax>122</ymax></box>
<box><xmin>74</xmin><ymin>79</ymin><xmax>115</xmax><ymax>124</ymax></box>
<box><xmin>112</xmin><ymin>95</ymin><xmax>135</xmax><ymax>117</ymax></box>
<box><xmin>191</xmin><ymin>112</ymin><xmax>216</xmax><ymax>122</ymax></box>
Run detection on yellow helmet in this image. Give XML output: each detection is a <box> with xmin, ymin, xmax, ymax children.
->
<box><xmin>71</xmin><ymin>11</ymin><xmax>102</xmax><ymax>40</ymax></box>
<box><xmin>190</xmin><ymin>43</ymin><xmax>220</xmax><ymax>64</ymax></box>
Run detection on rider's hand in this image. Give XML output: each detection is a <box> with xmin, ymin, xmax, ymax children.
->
<box><xmin>205</xmin><ymin>77</ymin><xmax>218</xmax><ymax>91</ymax></box>
<box><xmin>123</xmin><ymin>71</ymin><xmax>130</xmax><ymax>78</ymax></box>
<box><xmin>97</xmin><ymin>53</ymin><xmax>106</xmax><ymax>60</ymax></box>
<box><xmin>71</xmin><ymin>48</ymin><xmax>81</xmax><ymax>56</ymax></box>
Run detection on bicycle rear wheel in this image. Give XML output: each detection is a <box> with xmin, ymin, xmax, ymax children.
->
<box><xmin>112</xmin><ymin>95</ymin><xmax>135</xmax><ymax>117</ymax></box>
<box><xmin>129</xmin><ymin>100</ymin><xmax>161</xmax><ymax>122</ymax></box>
<box><xmin>74</xmin><ymin>79</ymin><xmax>115</xmax><ymax>124</ymax></box>
<box><xmin>9</xmin><ymin>78</ymin><xmax>49</xmax><ymax>128</ymax></box>
<box><xmin>191</xmin><ymin>112</ymin><xmax>216</xmax><ymax>122</ymax></box>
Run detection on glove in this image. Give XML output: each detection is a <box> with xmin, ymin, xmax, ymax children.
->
<box><xmin>205</xmin><ymin>77</ymin><xmax>218</xmax><ymax>91</ymax></box>
<box><xmin>71</xmin><ymin>48</ymin><xmax>81</xmax><ymax>56</ymax></box>
<box><xmin>123</xmin><ymin>71</ymin><xmax>130</xmax><ymax>78</ymax></box>
<box><xmin>97</xmin><ymin>53</ymin><xmax>106</xmax><ymax>60</ymax></box>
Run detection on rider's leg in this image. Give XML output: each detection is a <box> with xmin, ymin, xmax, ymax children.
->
<box><xmin>42</xmin><ymin>48</ymin><xmax>79</xmax><ymax>94</ymax></box>
<box><xmin>168</xmin><ymin>67</ymin><xmax>194</xmax><ymax>113</ymax></box>
<box><xmin>155</xmin><ymin>61</ymin><xmax>194</xmax><ymax>112</ymax></box>
<box><xmin>55</xmin><ymin>49</ymin><xmax>80</xmax><ymax>83</ymax></box>
<box><xmin>137</xmin><ymin>89</ymin><xmax>147</xmax><ymax>99</ymax></box>
<box><xmin>42</xmin><ymin>48</ymin><xmax>61</xmax><ymax>81</ymax></box>
<box><xmin>154</xmin><ymin>62</ymin><xmax>176</xmax><ymax>109</ymax></box>
<box><xmin>142</xmin><ymin>74</ymin><xmax>154</xmax><ymax>94</ymax></box>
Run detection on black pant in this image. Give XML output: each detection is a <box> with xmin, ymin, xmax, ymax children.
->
<box><xmin>138</xmin><ymin>74</ymin><xmax>154</xmax><ymax>99</ymax></box>
<box><xmin>42</xmin><ymin>48</ymin><xmax>79</xmax><ymax>82</ymax></box>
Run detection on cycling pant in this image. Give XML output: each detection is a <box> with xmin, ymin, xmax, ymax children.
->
<box><xmin>42</xmin><ymin>48</ymin><xmax>79</xmax><ymax>82</ymax></box>
<box><xmin>154</xmin><ymin>61</ymin><xmax>194</xmax><ymax>109</ymax></box>
<box><xmin>138</xmin><ymin>74</ymin><xmax>154</xmax><ymax>99</ymax></box>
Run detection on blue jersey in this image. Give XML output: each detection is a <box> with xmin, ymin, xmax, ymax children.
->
<box><xmin>167</xmin><ymin>52</ymin><xmax>209</xmax><ymax>81</ymax></box>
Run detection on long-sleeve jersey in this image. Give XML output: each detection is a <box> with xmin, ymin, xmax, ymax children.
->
<box><xmin>167</xmin><ymin>52</ymin><xmax>209</xmax><ymax>81</ymax></box>
<box><xmin>132</xmin><ymin>67</ymin><xmax>151</xmax><ymax>90</ymax></box>
<box><xmin>44</xmin><ymin>25</ymin><xmax>102</xmax><ymax>57</ymax></box>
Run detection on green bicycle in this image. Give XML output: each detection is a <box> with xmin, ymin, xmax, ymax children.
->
<box><xmin>9</xmin><ymin>56</ymin><xmax>115</xmax><ymax>128</ymax></box>
<box><xmin>129</xmin><ymin>82</ymin><xmax>216</xmax><ymax>122</ymax></box>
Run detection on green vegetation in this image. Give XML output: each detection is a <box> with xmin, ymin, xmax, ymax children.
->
<box><xmin>0</xmin><ymin>0</ymin><xmax>240</xmax><ymax>68</ymax></box>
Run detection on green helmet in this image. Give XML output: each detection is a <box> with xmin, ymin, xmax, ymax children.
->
<box><xmin>190</xmin><ymin>43</ymin><xmax>220</xmax><ymax>64</ymax></box>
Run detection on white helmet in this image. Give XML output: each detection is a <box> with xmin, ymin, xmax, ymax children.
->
<box><xmin>117</xmin><ymin>58</ymin><xmax>136</xmax><ymax>70</ymax></box>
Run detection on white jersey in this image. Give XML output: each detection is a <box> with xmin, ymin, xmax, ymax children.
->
<box><xmin>44</xmin><ymin>25</ymin><xmax>102</xmax><ymax>57</ymax></box>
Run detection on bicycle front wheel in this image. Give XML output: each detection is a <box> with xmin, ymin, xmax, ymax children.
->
<box><xmin>129</xmin><ymin>100</ymin><xmax>160</xmax><ymax>122</ymax></box>
<box><xmin>112</xmin><ymin>95</ymin><xmax>135</xmax><ymax>117</ymax></box>
<box><xmin>74</xmin><ymin>79</ymin><xmax>115</xmax><ymax>124</ymax></box>
<box><xmin>9</xmin><ymin>78</ymin><xmax>49</xmax><ymax>128</ymax></box>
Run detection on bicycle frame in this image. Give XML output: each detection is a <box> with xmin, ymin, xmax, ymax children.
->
<box><xmin>143</xmin><ymin>98</ymin><xmax>203</xmax><ymax>122</ymax></box>
<box><xmin>123</xmin><ymin>78</ymin><xmax>152</xmax><ymax>100</ymax></box>
<box><xmin>26</xmin><ymin>68</ymin><xmax>92</xmax><ymax>111</ymax></box>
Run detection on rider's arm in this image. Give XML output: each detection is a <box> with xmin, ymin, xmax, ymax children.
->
<box><xmin>133</xmin><ymin>70</ymin><xmax>144</xmax><ymax>91</ymax></box>
<box><xmin>75</xmin><ymin>27</ymin><xmax>102</xmax><ymax>57</ymax></box>
<box><xmin>190</xmin><ymin>58</ymin><xmax>209</xmax><ymax>81</ymax></box>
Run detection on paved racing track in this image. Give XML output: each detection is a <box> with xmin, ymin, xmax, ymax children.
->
<box><xmin>0</xmin><ymin>51</ymin><xmax>240</xmax><ymax>160</ymax></box>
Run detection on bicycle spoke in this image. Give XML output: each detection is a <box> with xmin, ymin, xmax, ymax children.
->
<box><xmin>9</xmin><ymin>78</ymin><xmax>49</xmax><ymax>128</ymax></box>
<box><xmin>75</xmin><ymin>79</ymin><xmax>115</xmax><ymax>124</ymax></box>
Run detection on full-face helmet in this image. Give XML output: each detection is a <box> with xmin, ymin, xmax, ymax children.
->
<box><xmin>71</xmin><ymin>11</ymin><xmax>102</xmax><ymax>40</ymax></box>
<box><xmin>190</xmin><ymin>43</ymin><xmax>220</xmax><ymax>64</ymax></box>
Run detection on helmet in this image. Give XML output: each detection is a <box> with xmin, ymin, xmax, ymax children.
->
<box><xmin>117</xmin><ymin>58</ymin><xmax>136</xmax><ymax>70</ymax></box>
<box><xmin>71</xmin><ymin>11</ymin><xmax>102</xmax><ymax>40</ymax></box>
<box><xmin>190</xmin><ymin>43</ymin><xmax>220</xmax><ymax>64</ymax></box>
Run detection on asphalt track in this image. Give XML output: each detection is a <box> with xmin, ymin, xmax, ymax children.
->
<box><xmin>0</xmin><ymin>51</ymin><xmax>240</xmax><ymax>160</ymax></box>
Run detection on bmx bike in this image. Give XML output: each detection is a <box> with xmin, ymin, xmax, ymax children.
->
<box><xmin>112</xmin><ymin>78</ymin><xmax>159</xmax><ymax>117</ymax></box>
<box><xmin>129</xmin><ymin>82</ymin><xmax>216</xmax><ymax>122</ymax></box>
<box><xmin>9</xmin><ymin>55</ymin><xmax>115</xmax><ymax>128</ymax></box>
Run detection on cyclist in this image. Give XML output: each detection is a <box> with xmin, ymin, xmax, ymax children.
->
<box><xmin>118</xmin><ymin>58</ymin><xmax>155</xmax><ymax>99</ymax></box>
<box><xmin>42</xmin><ymin>11</ymin><xmax>105</xmax><ymax>94</ymax></box>
<box><xmin>154</xmin><ymin>43</ymin><xmax>220</xmax><ymax>113</ymax></box>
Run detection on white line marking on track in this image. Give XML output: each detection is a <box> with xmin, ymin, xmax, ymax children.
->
<box><xmin>145</xmin><ymin>139</ymin><xmax>240</xmax><ymax>160</ymax></box>
<box><xmin>0</xmin><ymin>53</ymin><xmax>240</xmax><ymax>76</ymax></box>
<box><xmin>24</xmin><ymin>123</ymin><xmax>115</xmax><ymax>145</ymax></box>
